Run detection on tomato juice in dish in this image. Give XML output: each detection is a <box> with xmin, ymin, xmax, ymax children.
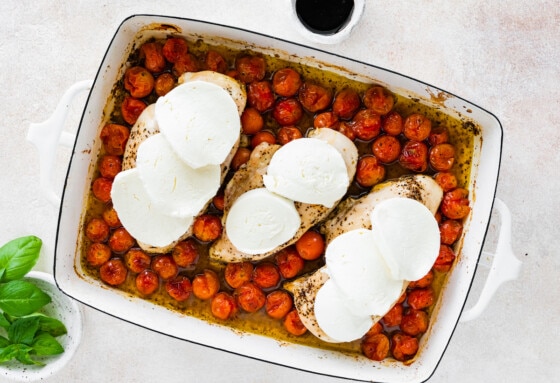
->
<box><xmin>80</xmin><ymin>34</ymin><xmax>476</xmax><ymax>362</ymax></box>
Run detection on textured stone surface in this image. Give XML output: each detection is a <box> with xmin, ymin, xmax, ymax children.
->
<box><xmin>1</xmin><ymin>0</ymin><xmax>558</xmax><ymax>382</ymax></box>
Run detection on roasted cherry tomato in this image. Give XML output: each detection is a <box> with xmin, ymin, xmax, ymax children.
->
<box><xmin>86</xmin><ymin>243</ymin><xmax>112</xmax><ymax>267</ymax></box>
<box><xmin>241</xmin><ymin>107</ymin><xmax>264</xmax><ymax>135</ymax></box>
<box><xmin>363</xmin><ymin>86</ymin><xmax>394</xmax><ymax>115</ymax></box>
<box><xmin>124</xmin><ymin>66</ymin><xmax>154</xmax><ymax>99</ymax></box>
<box><xmin>434</xmin><ymin>244</ymin><xmax>456</xmax><ymax>272</ymax></box>
<box><xmin>351</xmin><ymin>109</ymin><xmax>382</xmax><ymax>141</ymax></box>
<box><xmin>295</xmin><ymin>230</ymin><xmax>325</xmax><ymax>261</ymax></box>
<box><xmin>151</xmin><ymin>254</ymin><xmax>178</xmax><ymax>281</ymax></box>
<box><xmin>235</xmin><ymin>282</ymin><xmax>266</xmax><ymax>313</ymax></box>
<box><xmin>283</xmin><ymin>309</ymin><xmax>307</xmax><ymax>336</ymax></box>
<box><xmin>361</xmin><ymin>333</ymin><xmax>390</xmax><ymax>361</ymax></box>
<box><xmin>441</xmin><ymin>188</ymin><xmax>471</xmax><ymax>219</ymax></box>
<box><xmin>401</xmin><ymin>309</ymin><xmax>429</xmax><ymax>336</ymax></box>
<box><xmin>434</xmin><ymin>172</ymin><xmax>458</xmax><ymax>192</ymax></box>
<box><xmin>204</xmin><ymin>50</ymin><xmax>227</xmax><ymax>73</ymax></box>
<box><xmin>102</xmin><ymin>205</ymin><xmax>121</xmax><ymax>227</ymax></box>
<box><xmin>399</xmin><ymin>141</ymin><xmax>428</xmax><ymax>172</ymax></box>
<box><xmin>140</xmin><ymin>42</ymin><xmax>166</xmax><ymax>73</ymax></box>
<box><xmin>430</xmin><ymin>143</ymin><xmax>456</xmax><ymax>171</ymax></box>
<box><xmin>247</xmin><ymin>80</ymin><xmax>275</xmax><ymax>112</ymax></box>
<box><xmin>403</xmin><ymin>113</ymin><xmax>432</xmax><ymax>141</ymax></box>
<box><xmin>313</xmin><ymin>111</ymin><xmax>339</xmax><ymax>129</ymax></box>
<box><xmin>409</xmin><ymin>270</ymin><xmax>434</xmax><ymax>289</ymax></box>
<box><xmin>235</xmin><ymin>55</ymin><xmax>266</xmax><ymax>83</ymax></box>
<box><xmin>332</xmin><ymin>88</ymin><xmax>360</xmax><ymax>119</ymax></box>
<box><xmin>333</xmin><ymin>121</ymin><xmax>356</xmax><ymax>141</ymax></box>
<box><xmin>298</xmin><ymin>82</ymin><xmax>333</xmax><ymax>113</ymax></box>
<box><xmin>365</xmin><ymin>321</ymin><xmax>383</xmax><ymax>337</ymax></box>
<box><xmin>407</xmin><ymin>288</ymin><xmax>435</xmax><ymax>310</ymax></box>
<box><xmin>162</xmin><ymin>37</ymin><xmax>189</xmax><ymax>63</ymax></box>
<box><xmin>428</xmin><ymin>125</ymin><xmax>449</xmax><ymax>146</ymax></box>
<box><xmin>108</xmin><ymin>227</ymin><xmax>135</xmax><ymax>253</ymax></box>
<box><xmin>154</xmin><ymin>73</ymin><xmax>175</xmax><ymax>96</ymax></box>
<box><xmin>277</xmin><ymin>126</ymin><xmax>303</xmax><ymax>145</ymax></box>
<box><xmin>193</xmin><ymin>214</ymin><xmax>222</xmax><ymax>242</ymax></box>
<box><xmin>211</xmin><ymin>291</ymin><xmax>238</xmax><ymax>320</ymax></box>
<box><xmin>212</xmin><ymin>192</ymin><xmax>225</xmax><ymax>211</ymax></box>
<box><xmin>439</xmin><ymin>219</ymin><xmax>463</xmax><ymax>245</ymax></box>
<box><xmin>381</xmin><ymin>303</ymin><xmax>403</xmax><ymax>327</ymax></box>
<box><xmin>252</xmin><ymin>262</ymin><xmax>281</xmax><ymax>289</ymax></box>
<box><xmin>136</xmin><ymin>269</ymin><xmax>159</xmax><ymax>295</ymax></box>
<box><xmin>85</xmin><ymin>218</ymin><xmax>110</xmax><ymax>243</ymax></box>
<box><xmin>92</xmin><ymin>177</ymin><xmax>112</xmax><ymax>203</ymax></box>
<box><xmin>172</xmin><ymin>239</ymin><xmax>199</xmax><ymax>268</ymax></box>
<box><xmin>172</xmin><ymin>53</ymin><xmax>199</xmax><ymax>76</ymax></box>
<box><xmin>192</xmin><ymin>269</ymin><xmax>220</xmax><ymax>300</ymax></box>
<box><xmin>272</xmin><ymin>67</ymin><xmax>302</xmax><ymax>97</ymax></box>
<box><xmin>372</xmin><ymin>135</ymin><xmax>401</xmax><ymax>164</ymax></box>
<box><xmin>99</xmin><ymin>258</ymin><xmax>127</xmax><ymax>286</ymax></box>
<box><xmin>251</xmin><ymin>131</ymin><xmax>276</xmax><ymax>148</ymax></box>
<box><xmin>124</xmin><ymin>249</ymin><xmax>151</xmax><ymax>273</ymax></box>
<box><xmin>225</xmin><ymin>262</ymin><xmax>254</xmax><ymax>289</ymax></box>
<box><xmin>356</xmin><ymin>155</ymin><xmax>386</xmax><ymax>188</ymax></box>
<box><xmin>391</xmin><ymin>332</ymin><xmax>419</xmax><ymax>361</ymax></box>
<box><xmin>276</xmin><ymin>246</ymin><xmax>305</xmax><ymax>279</ymax></box>
<box><xmin>272</xmin><ymin>98</ymin><xmax>303</xmax><ymax>126</ymax></box>
<box><xmin>382</xmin><ymin>111</ymin><xmax>403</xmax><ymax>136</ymax></box>
<box><xmin>231</xmin><ymin>147</ymin><xmax>252</xmax><ymax>170</ymax></box>
<box><xmin>166</xmin><ymin>275</ymin><xmax>193</xmax><ymax>302</ymax></box>
<box><xmin>121</xmin><ymin>96</ymin><xmax>146</xmax><ymax>125</ymax></box>
<box><xmin>100</xmin><ymin>123</ymin><xmax>130</xmax><ymax>156</ymax></box>
<box><xmin>99</xmin><ymin>155</ymin><xmax>122</xmax><ymax>179</ymax></box>
<box><xmin>265</xmin><ymin>290</ymin><xmax>293</xmax><ymax>319</ymax></box>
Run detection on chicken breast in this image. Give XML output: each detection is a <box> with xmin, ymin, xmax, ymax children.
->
<box><xmin>285</xmin><ymin>175</ymin><xmax>443</xmax><ymax>342</ymax></box>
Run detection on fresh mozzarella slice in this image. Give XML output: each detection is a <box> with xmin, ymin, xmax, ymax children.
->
<box><xmin>263</xmin><ymin>138</ymin><xmax>349</xmax><ymax>208</ymax></box>
<box><xmin>155</xmin><ymin>80</ymin><xmax>240</xmax><ymax>169</ymax></box>
<box><xmin>111</xmin><ymin>168</ymin><xmax>194</xmax><ymax>248</ymax></box>
<box><xmin>314</xmin><ymin>278</ymin><xmax>374</xmax><ymax>343</ymax></box>
<box><xmin>135</xmin><ymin>133</ymin><xmax>221</xmax><ymax>218</ymax></box>
<box><xmin>122</xmin><ymin>104</ymin><xmax>159</xmax><ymax>171</ymax></box>
<box><xmin>308</xmin><ymin>128</ymin><xmax>358</xmax><ymax>179</ymax></box>
<box><xmin>226</xmin><ymin>188</ymin><xmax>301</xmax><ymax>254</ymax></box>
<box><xmin>370</xmin><ymin>197</ymin><xmax>440</xmax><ymax>281</ymax></box>
<box><xmin>325</xmin><ymin>228</ymin><xmax>404</xmax><ymax>316</ymax></box>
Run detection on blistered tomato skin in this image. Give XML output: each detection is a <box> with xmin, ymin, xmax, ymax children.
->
<box><xmin>356</xmin><ymin>156</ymin><xmax>386</xmax><ymax>188</ymax></box>
<box><xmin>391</xmin><ymin>333</ymin><xmax>419</xmax><ymax>361</ymax></box>
<box><xmin>407</xmin><ymin>288</ymin><xmax>435</xmax><ymax>310</ymax></box>
<box><xmin>124</xmin><ymin>249</ymin><xmax>151</xmax><ymax>273</ymax></box>
<box><xmin>439</xmin><ymin>219</ymin><xmax>463</xmax><ymax>245</ymax></box>
<box><xmin>251</xmin><ymin>131</ymin><xmax>276</xmax><ymax>148</ymax></box>
<box><xmin>409</xmin><ymin>270</ymin><xmax>434</xmax><ymax>289</ymax></box>
<box><xmin>332</xmin><ymin>88</ymin><xmax>361</xmax><ymax>120</ymax></box>
<box><xmin>193</xmin><ymin>215</ymin><xmax>223</xmax><ymax>242</ymax></box>
<box><xmin>403</xmin><ymin>113</ymin><xmax>432</xmax><ymax>141</ymax></box>
<box><xmin>363</xmin><ymin>86</ymin><xmax>394</xmax><ymax>115</ymax></box>
<box><xmin>124</xmin><ymin>66</ymin><xmax>155</xmax><ymax>98</ymax></box>
<box><xmin>85</xmin><ymin>218</ymin><xmax>110</xmax><ymax>242</ymax></box>
<box><xmin>428</xmin><ymin>125</ymin><xmax>450</xmax><ymax>146</ymax></box>
<box><xmin>92</xmin><ymin>177</ymin><xmax>112</xmax><ymax>203</ymax></box>
<box><xmin>372</xmin><ymin>135</ymin><xmax>401</xmax><ymax>164</ymax></box>
<box><xmin>252</xmin><ymin>262</ymin><xmax>281</xmax><ymax>289</ymax></box>
<box><xmin>352</xmin><ymin>109</ymin><xmax>382</xmax><ymax>141</ymax></box>
<box><xmin>298</xmin><ymin>82</ymin><xmax>333</xmax><ymax>113</ymax></box>
<box><xmin>108</xmin><ymin>228</ymin><xmax>135</xmax><ymax>254</ymax></box>
<box><xmin>211</xmin><ymin>291</ymin><xmax>238</xmax><ymax>320</ymax></box>
<box><xmin>277</xmin><ymin>126</ymin><xmax>303</xmax><ymax>145</ymax></box>
<box><xmin>172</xmin><ymin>239</ymin><xmax>199</xmax><ymax>268</ymax></box>
<box><xmin>247</xmin><ymin>81</ymin><xmax>275</xmax><ymax>112</ymax></box>
<box><xmin>166</xmin><ymin>275</ymin><xmax>193</xmax><ymax>302</ymax></box>
<box><xmin>162</xmin><ymin>37</ymin><xmax>189</xmax><ymax>63</ymax></box>
<box><xmin>276</xmin><ymin>246</ymin><xmax>305</xmax><ymax>279</ymax></box>
<box><xmin>401</xmin><ymin>309</ymin><xmax>429</xmax><ymax>336</ymax></box>
<box><xmin>361</xmin><ymin>333</ymin><xmax>390</xmax><ymax>361</ymax></box>
<box><xmin>154</xmin><ymin>73</ymin><xmax>175</xmax><ymax>97</ymax></box>
<box><xmin>430</xmin><ymin>143</ymin><xmax>456</xmax><ymax>171</ymax></box>
<box><xmin>100</xmin><ymin>124</ymin><xmax>130</xmax><ymax>156</ymax></box>
<box><xmin>272</xmin><ymin>98</ymin><xmax>303</xmax><ymax>126</ymax></box>
<box><xmin>434</xmin><ymin>172</ymin><xmax>458</xmax><ymax>192</ymax></box>
<box><xmin>205</xmin><ymin>50</ymin><xmax>228</xmax><ymax>73</ymax></box>
<box><xmin>272</xmin><ymin>67</ymin><xmax>302</xmax><ymax>97</ymax></box>
<box><xmin>140</xmin><ymin>42</ymin><xmax>166</xmax><ymax>73</ymax></box>
<box><xmin>399</xmin><ymin>141</ymin><xmax>429</xmax><ymax>172</ymax></box>
<box><xmin>313</xmin><ymin>111</ymin><xmax>339</xmax><ymax>129</ymax></box>
<box><xmin>265</xmin><ymin>290</ymin><xmax>293</xmax><ymax>319</ymax></box>
<box><xmin>121</xmin><ymin>96</ymin><xmax>147</xmax><ymax>125</ymax></box>
<box><xmin>99</xmin><ymin>155</ymin><xmax>122</xmax><ymax>179</ymax></box>
<box><xmin>225</xmin><ymin>262</ymin><xmax>254</xmax><ymax>289</ymax></box>
<box><xmin>441</xmin><ymin>188</ymin><xmax>471</xmax><ymax>219</ymax></box>
<box><xmin>295</xmin><ymin>231</ymin><xmax>325</xmax><ymax>261</ymax></box>
<box><xmin>102</xmin><ymin>205</ymin><xmax>121</xmax><ymax>227</ymax></box>
<box><xmin>434</xmin><ymin>244</ymin><xmax>456</xmax><ymax>272</ymax></box>
<box><xmin>172</xmin><ymin>53</ymin><xmax>199</xmax><ymax>76</ymax></box>
<box><xmin>235</xmin><ymin>55</ymin><xmax>266</xmax><ymax>84</ymax></box>
<box><xmin>241</xmin><ymin>107</ymin><xmax>264</xmax><ymax>135</ymax></box>
<box><xmin>86</xmin><ymin>243</ymin><xmax>112</xmax><ymax>267</ymax></box>
<box><xmin>192</xmin><ymin>269</ymin><xmax>220</xmax><ymax>300</ymax></box>
<box><xmin>231</xmin><ymin>148</ymin><xmax>251</xmax><ymax>170</ymax></box>
<box><xmin>151</xmin><ymin>254</ymin><xmax>179</xmax><ymax>281</ymax></box>
<box><xmin>382</xmin><ymin>303</ymin><xmax>403</xmax><ymax>327</ymax></box>
<box><xmin>382</xmin><ymin>111</ymin><xmax>403</xmax><ymax>136</ymax></box>
<box><xmin>136</xmin><ymin>269</ymin><xmax>160</xmax><ymax>295</ymax></box>
<box><xmin>235</xmin><ymin>282</ymin><xmax>266</xmax><ymax>313</ymax></box>
<box><xmin>99</xmin><ymin>258</ymin><xmax>128</xmax><ymax>286</ymax></box>
<box><xmin>283</xmin><ymin>309</ymin><xmax>307</xmax><ymax>336</ymax></box>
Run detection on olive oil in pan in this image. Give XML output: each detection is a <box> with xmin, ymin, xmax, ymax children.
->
<box><xmin>295</xmin><ymin>0</ymin><xmax>355</xmax><ymax>35</ymax></box>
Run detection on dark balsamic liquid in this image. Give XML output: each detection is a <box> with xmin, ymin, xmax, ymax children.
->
<box><xmin>295</xmin><ymin>0</ymin><xmax>355</xmax><ymax>35</ymax></box>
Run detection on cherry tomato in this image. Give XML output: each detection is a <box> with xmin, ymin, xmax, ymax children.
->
<box><xmin>407</xmin><ymin>288</ymin><xmax>434</xmax><ymax>310</ymax></box>
<box><xmin>401</xmin><ymin>309</ymin><xmax>429</xmax><ymax>336</ymax></box>
<box><xmin>403</xmin><ymin>113</ymin><xmax>432</xmax><ymax>141</ymax></box>
<box><xmin>283</xmin><ymin>309</ymin><xmax>307</xmax><ymax>336</ymax></box>
<box><xmin>165</xmin><ymin>275</ymin><xmax>193</xmax><ymax>302</ymax></box>
<box><xmin>409</xmin><ymin>270</ymin><xmax>434</xmax><ymax>289</ymax></box>
<box><xmin>428</xmin><ymin>125</ymin><xmax>449</xmax><ymax>146</ymax></box>
<box><xmin>276</xmin><ymin>246</ymin><xmax>305</xmax><ymax>279</ymax></box>
<box><xmin>136</xmin><ymin>269</ymin><xmax>159</xmax><ymax>295</ymax></box>
<box><xmin>351</xmin><ymin>109</ymin><xmax>382</xmax><ymax>141</ymax></box>
<box><xmin>172</xmin><ymin>238</ymin><xmax>199</xmax><ymax>268</ymax></box>
<box><xmin>85</xmin><ymin>218</ymin><xmax>110</xmax><ymax>242</ymax></box>
<box><xmin>313</xmin><ymin>111</ymin><xmax>339</xmax><ymax>129</ymax></box>
<box><xmin>247</xmin><ymin>80</ymin><xmax>275</xmax><ymax>112</ymax></box>
<box><xmin>363</xmin><ymin>86</ymin><xmax>394</xmax><ymax>115</ymax></box>
<box><xmin>235</xmin><ymin>282</ymin><xmax>266</xmax><ymax>313</ymax></box>
<box><xmin>225</xmin><ymin>262</ymin><xmax>254</xmax><ymax>289</ymax></box>
<box><xmin>434</xmin><ymin>172</ymin><xmax>458</xmax><ymax>192</ymax></box>
<box><xmin>440</xmin><ymin>219</ymin><xmax>463</xmax><ymax>245</ymax></box>
<box><xmin>277</xmin><ymin>126</ymin><xmax>303</xmax><ymax>145</ymax></box>
<box><xmin>204</xmin><ymin>50</ymin><xmax>227</xmax><ymax>73</ymax></box>
<box><xmin>361</xmin><ymin>333</ymin><xmax>390</xmax><ymax>361</ymax></box>
<box><xmin>92</xmin><ymin>177</ymin><xmax>112</xmax><ymax>203</ymax></box>
<box><xmin>100</xmin><ymin>123</ymin><xmax>130</xmax><ymax>156</ymax></box>
<box><xmin>108</xmin><ymin>227</ymin><xmax>135</xmax><ymax>253</ymax></box>
<box><xmin>212</xmin><ymin>192</ymin><xmax>225</xmax><ymax>211</ymax></box>
<box><xmin>272</xmin><ymin>67</ymin><xmax>302</xmax><ymax>97</ymax></box>
<box><xmin>86</xmin><ymin>243</ymin><xmax>112</xmax><ymax>267</ymax></box>
<box><xmin>430</xmin><ymin>143</ymin><xmax>455</xmax><ymax>171</ymax></box>
<box><xmin>99</xmin><ymin>155</ymin><xmax>122</xmax><ymax>179</ymax></box>
<box><xmin>251</xmin><ymin>131</ymin><xmax>276</xmax><ymax>148</ymax></box>
<box><xmin>162</xmin><ymin>37</ymin><xmax>189</xmax><ymax>63</ymax></box>
<box><xmin>332</xmin><ymin>88</ymin><xmax>360</xmax><ymax>119</ymax></box>
<box><xmin>102</xmin><ymin>205</ymin><xmax>121</xmax><ymax>227</ymax></box>
<box><xmin>441</xmin><ymin>188</ymin><xmax>470</xmax><ymax>219</ymax></box>
<box><xmin>356</xmin><ymin>155</ymin><xmax>386</xmax><ymax>187</ymax></box>
<box><xmin>121</xmin><ymin>96</ymin><xmax>146</xmax><ymax>125</ymax></box>
<box><xmin>382</xmin><ymin>111</ymin><xmax>403</xmax><ymax>136</ymax></box>
<box><xmin>211</xmin><ymin>291</ymin><xmax>238</xmax><ymax>320</ymax></box>
<box><xmin>252</xmin><ymin>262</ymin><xmax>280</xmax><ymax>289</ymax></box>
<box><xmin>124</xmin><ymin>66</ymin><xmax>155</xmax><ymax>98</ymax></box>
<box><xmin>124</xmin><ymin>249</ymin><xmax>151</xmax><ymax>273</ymax></box>
<box><xmin>364</xmin><ymin>321</ymin><xmax>383</xmax><ymax>336</ymax></box>
<box><xmin>265</xmin><ymin>290</ymin><xmax>293</xmax><ymax>319</ymax></box>
<box><xmin>241</xmin><ymin>107</ymin><xmax>264</xmax><ymax>135</ymax></box>
<box><xmin>172</xmin><ymin>53</ymin><xmax>199</xmax><ymax>76</ymax></box>
<box><xmin>298</xmin><ymin>82</ymin><xmax>333</xmax><ymax>113</ymax></box>
<box><xmin>140</xmin><ymin>42</ymin><xmax>166</xmax><ymax>73</ymax></box>
<box><xmin>372</xmin><ymin>135</ymin><xmax>401</xmax><ymax>164</ymax></box>
<box><xmin>235</xmin><ymin>55</ymin><xmax>266</xmax><ymax>83</ymax></box>
<box><xmin>99</xmin><ymin>258</ymin><xmax>128</xmax><ymax>286</ymax></box>
<box><xmin>272</xmin><ymin>98</ymin><xmax>303</xmax><ymax>126</ymax></box>
<box><xmin>193</xmin><ymin>214</ymin><xmax>222</xmax><ymax>242</ymax></box>
<box><xmin>192</xmin><ymin>269</ymin><xmax>220</xmax><ymax>300</ymax></box>
<box><xmin>381</xmin><ymin>303</ymin><xmax>403</xmax><ymax>327</ymax></box>
<box><xmin>154</xmin><ymin>73</ymin><xmax>175</xmax><ymax>96</ymax></box>
<box><xmin>231</xmin><ymin>147</ymin><xmax>252</xmax><ymax>170</ymax></box>
<box><xmin>151</xmin><ymin>255</ymin><xmax>178</xmax><ymax>281</ymax></box>
<box><xmin>391</xmin><ymin>332</ymin><xmax>419</xmax><ymax>361</ymax></box>
<box><xmin>399</xmin><ymin>141</ymin><xmax>428</xmax><ymax>172</ymax></box>
<box><xmin>334</xmin><ymin>121</ymin><xmax>357</xmax><ymax>141</ymax></box>
<box><xmin>295</xmin><ymin>230</ymin><xmax>325</xmax><ymax>261</ymax></box>
<box><xmin>434</xmin><ymin>244</ymin><xmax>456</xmax><ymax>272</ymax></box>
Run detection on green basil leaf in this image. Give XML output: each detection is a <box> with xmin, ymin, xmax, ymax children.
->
<box><xmin>0</xmin><ymin>335</ymin><xmax>10</xmax><ymax>348</ymax></box>
<box><xmin>24</xmin><ymin>313</ymin><xmax>67</xmax><ymax>337</ymax></box>
<box><xmin>0</xmin><ymin>236</ymin><xmax>42</xmax><ymax>282</ymax></box>
<box><xmin>15</xmin><ymin>345</ymin><xmax>42</xmax><ymax>366</ymax></box>
<box><xmin>0</xmin><ymin>344</ymin><xmax>20</xmax><ymax>363</ymax></box>
<box><xmin>8</xmin><ymin>316</ymin><xmax>40</xmax><ymax>345</ymax></box>
<box><xmin>31</xmin><ymin>333</ymin><xmax>64</xmax><ymax>356</ymax></box>
<box><xmin>0</xmin><ymin>313</ymin><xmax>11</xmax><ymax>330</ymax></box>
<box><xmin>0</xmin><ymin>280</ymin><xmax>51</xmax><ymax>317</ymax></box>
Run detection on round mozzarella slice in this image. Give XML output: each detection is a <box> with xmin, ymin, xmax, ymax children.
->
<box><xmin>155</xmin><ymin>80</ymin><xmax>240</xmax><ymax>169</ymax></box>
<box><xmin>226</xmin><ymin>188</ymin><xmax>301</xmax><ymax>254</ymax></box>
<box><xmin>314</xmin><ymin>278</ymin><xmax>374</xmax><ymax>343</ymax></box>
<box><xmin>308</xmin><ymin>127</ymin><xmax>358</xmax><ymax>180</ymax></box>
<box><xmin>325</xmin><ymin>228</ymin><xmax>404</xmax><ymax>316</ymax></box>
<box><xmin>111</xmin><ymin>168</ymin><xmax>194</xmax><ymax>248</ymax></box>
<box><xmin>263</xmin><ymin>138</ymin><xmax>349</xmax><ymax>208</ymax></box>
<box><xmin>135</xmin><ymin>133</ymin><xmax>220</xmax><ymax>218</ymax></box>
<box><xmin>370</xmin><ymin>197</ymin><xmax>440</xmax><ymax>281</ymax></box>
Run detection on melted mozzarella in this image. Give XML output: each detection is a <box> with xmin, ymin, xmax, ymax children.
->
<box><xmin>263</xmin><ymin>138</ymin><xmax>349</xmax><ymax>208</ymax></box>
<box><xmin>225</xmin><ymin>188</ymin><xmax>301</xmax><ymax>254</ymax></box>
<box><xmin>370</xmin><ymin>197</ymin><xmax>440</xmax><ymax>281</ymax></box>
<box><xmin>135</xmin><ymin>133</ymin><xmax>221</xmax><ymax>218</ymax></box>
<box><xmin>155</xmin><ymin>80</ymin><xmax>240</xmax><ymax>169</ymax></box>
<box><xmin>110</xmin><ymin>168</ymin><xmax>194</xmax><ymax>248</ymax></box>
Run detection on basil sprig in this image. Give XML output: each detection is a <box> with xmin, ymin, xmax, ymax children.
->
<box><xmin>0</xmin><ymin>236</ymin><xmax>67</xmax><ymax>366</ymax></box>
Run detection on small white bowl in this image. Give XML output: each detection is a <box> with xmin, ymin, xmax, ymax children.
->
<box><xmin>0</xmin><ymin>271</ymin><xmax>83</xmax><ymax>382</ymax></box>
<box><xmin>288</xmin><ymin>0</ymin><xmax>366</xmax><ymax>44</ymax></box>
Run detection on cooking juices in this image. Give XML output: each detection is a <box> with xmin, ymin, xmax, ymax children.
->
<box><xmin>295</xmin><ymin>0</ymin><xmax>355</xmax><ymax>35</ymax></box>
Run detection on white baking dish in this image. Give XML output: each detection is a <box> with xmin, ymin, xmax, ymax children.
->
<box><xmin>27</xmin><ymin>15</ymin><xmax>521</xmax><ymax>382</ymax></box>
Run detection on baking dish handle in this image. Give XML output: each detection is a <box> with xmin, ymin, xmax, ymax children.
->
<box><xmin>27</xmin><ymin>80</ymin><xmax>93</xmax><ymax>207</ymax></box>
<box><xmin>459</xmin><ymin>198</ymin><xmax>522</xmax><ymax>322</ymax></box>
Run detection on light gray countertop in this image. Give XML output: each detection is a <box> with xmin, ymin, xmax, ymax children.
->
<box><xmin>1</xmin><ymin>1</ymin><xmax>557</xmax><ymax>382</ymax></box>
